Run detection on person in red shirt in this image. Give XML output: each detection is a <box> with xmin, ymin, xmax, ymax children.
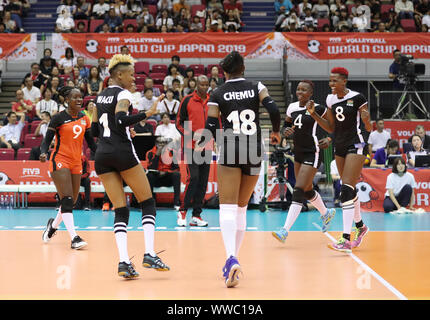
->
<box><xmin>11</xmin><ymin>89</ymin><xmax>35</xmax><ymax>121</ymax></box>
<box><xmin>146</xmin><ymin>137</ymin><xmax>181</xmax><ymax>209</ymax></box>
<box><xmin>207</xmin><ymin>20</ymin><xmax>224</xmax><ymax>32</ymax></box>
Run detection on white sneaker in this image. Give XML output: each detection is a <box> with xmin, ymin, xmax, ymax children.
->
<box><xmin>174</xmin><ymin>205</ymin><xmax>180</xmax><ymax>211</ymax></box>
<box><xmin>177</xmin><ymin>211</ymin><xmax>186</xmax><ymax>227</ymax></box>
<box><xmin>189</xmin><ymin>216</ymin><xmax>208</xmax><ymax>227</ymax></box>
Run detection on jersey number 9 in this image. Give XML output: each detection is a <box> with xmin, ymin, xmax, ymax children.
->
<box><xmin>226</xmin><ymin>110</ymin><xmax>257</xmax><ymax>135</ymax></box>
<box><xmin>72</xmin><ymin>125</ymin><xmax>83</xmax><ymax>139</ymax></box>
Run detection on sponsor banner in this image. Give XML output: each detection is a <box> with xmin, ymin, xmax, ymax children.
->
<box><xmin>379</xmin><ymin>121</ymin><xmax>430</xmax><ymax>148</ymax></box>
<box><xmin>0</xmin><ymin>161</ymin><xmax>217</xmax><ymax>204</ymax></box>
<box><xmin>359</xmin><ymin>168</ymin><xmax>430</xmax><ymax>212</ymax></box>
<box><xmin>0</xmin><ymin>34</ymin><xmax>37</xmax><ymax>60</ymax></box>
<box><xmin>52</xmin><ymin>33</ymin><xmax>270</xmax><ymax>60</ymax></box>
<box><xmin>283</xmin><ymin>33</ymin><xmax>430</xmax><ymax>60</ymax></box>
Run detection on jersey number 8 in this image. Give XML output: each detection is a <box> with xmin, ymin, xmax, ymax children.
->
<box><xmin>226</xmin><ymin>110</ymin><xmax>257</xmax><ymax>135</ymax></box>
<box><xmin>335</xmin><ymin>106</ymin><xmax>345</xmax><ymax>122</ymax></box>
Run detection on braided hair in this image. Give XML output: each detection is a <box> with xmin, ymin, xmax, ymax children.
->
<box><xmin>220</xmin><ymin>51</ymin><xmax>244</xmax><ymax>76</ymax></box>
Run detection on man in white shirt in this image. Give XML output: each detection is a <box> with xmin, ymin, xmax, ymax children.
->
<box><xmin>138</xmin><ymin>88</ymin><xmax>160</xmax><ymax>116</ymax></box>
<box><xmin>395</xmin><ymin>0</ymin><xmax>414</xmax><ymax>20</ymax></box>
<box><xmin>352</xmin><ymin>7</ymin><xmax>368</xmax><ymax>31</ymax></box>
<box><xmin>92</xmin><ymin>0</ymin><xmax>110</xmax><ymax>19</ymax></box>
<box><xmin>55</xmin><ymin>8</ymin><xmax>75</xmax><ymax>33</ymax></box>
<box><xmin>423</xmin><ymin>9</ymin><xmax>430</xmax><ymax>28</ymax></box>
<box><xmin>0</xmin><ymin>111</ymin><xmax>25</xmax><ymax>151</ymax></box>
<box><xmin>98</xmin><ymin>57</ymin><xmax>110</xmax><ymax>81</ymax></box>
<box><xmin>22</xmin><ymin>76</ymin><xmax>41</xmax><ymax>107</ymax></box>
<box><xmin>155</xmin><ymin>112</ymin><xmax>181</xmax><ymax>142</ymax></box>
<box><xmin>368</xmin><ymin>118</ymin><xmax>391</xmax><ymax>154</ymax></box>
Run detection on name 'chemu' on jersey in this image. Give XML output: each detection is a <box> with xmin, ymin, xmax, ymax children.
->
<box><xmin>286</xmin><ymin>101</ymin><xmax>326</xmax><ymax>154</ymax></box>
<box><xmin>326</xmin><ymin>89</ymin><xmax>369</xmax><ymax>147</ymax></box>
<box><xmin>95</xmin><ymin>85</ymin><xmax>135</xmax><ymax>154</ymax></box>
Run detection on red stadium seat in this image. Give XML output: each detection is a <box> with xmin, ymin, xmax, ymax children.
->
<box><xmin>135</xmin><ymin>61</ymin><xmax>150</xmax><ymax>75</ymax></box>
<box><xmin>317</xmin><ymin>18</ymin><xmax>330</xmax><ymax>31</ymax></box>
<box><xmin>136</xmin><ymin>84</ymin><xmax>144</xmax><ymax>92</ymax></box>
<box><xmin>29</xmin><ymin>121</ymin><xmax>41</xmax><ymax>134</ymax></box>
<box><xmin>135</xmin><ymin>74</ymin><xmax>147</xmax><ymax>86</ymax></box>
<box><xmin>146</xmin><ymin>119</ymin><xmax>157</xmax><ymax>133</ymax></box>
<box><xmin>148</xmin><ymin>5</ymin><xmax>157</xmax><ymax>19</ymax></box>
<box><xmin>153</xmin><ymin>84</ymin><xmax>164</xmax><ymax>94</ymax></box>
<box><xmin>0</xmin><ymin>149</ymin><xmax>15</xmax><ymax>160</ymax></box>
<box><xmin>400</xmin><ymin>19</ymin><xmax>416</xmax><ymax>31</ymax></box>
<box><xmin>123</xmin><ymin>19</ymin><xmax>138</xmax><ymax>32</ymax></box>
<box><xmin>188</xmin><ymin>64</ymin><xmax>205</xmax><ymax>75</ymax></box>
<box><xmin>151</xmin><ymin>64</ymin><xmax>168</xmax><ymax>75</ymax></box>
<box><xmin>16</xmin><ymin>148</ymin><xmax>31</xmax><ymax>160</ymax></box>
<box><xmin>19</xmin><ymin>122</ymin><xmax>30</xmax><ymax>145</ymax></box>
<box><xmin>149</xmin><ymin>73</ymin><xmax>166</xmax><ymax>85</ymax></box>
<box><xmin>75</xmin><ymin>19</ymin><xmax>89</xmax><ymax>32</ymax></box>
<box><xmin>347</xmin><ymin>4</ymin><xmax>355</xmax><ymax>14</ymax></box>
<box><xmin>191</xmin><ymin>4</ymin><xmax>206</xmax><ymax>18</ymax></box>
<box><xmin>381</xmin><ymin>4</ymin><xmax>394</xmax><ymax>20</ymax></box>
<box><xmin>23</xmin><ymin>134</ymin><xmax>43</xmax><ymax>148</ymax></box>
<box><xmin>89</xmin><ymin>19</ymin><xmax>104</xmax><ymax>33</ymax></box>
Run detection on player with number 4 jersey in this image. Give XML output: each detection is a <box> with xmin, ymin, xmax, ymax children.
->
<box><xmin>308</xmin><ymin>67</ymin><xmax>372</xmax><ymax>253</ymax></box>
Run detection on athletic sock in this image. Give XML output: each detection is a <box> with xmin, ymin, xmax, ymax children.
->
<box><xmin>52</xmin><ymin>208</ymin><xmax>62</xmax><ymax>229</ymax></box>
<box><xmin>235</xmin><ymin>205</ymin><xmax>247</xmax><ymax>257</ymax></box>
<box><xmin>142</xmin><ymin>215</ymin><xmax>156</xmax><ymax>257</ymax></box>
<box><xmin>309</xmin><ymin>191</ymin><xmax>327</xmax><ymax>216</ymax></box>
<box><xmin>219</xmin><ymin>204</ymin><xmax>238</xmax><ymax>259</ymax></box>
<box><xmin>283</xmin><ymin>201</ymin><xmax>302</xmax><ymax>232</ymax></box>
<box><xmin>342</xmin><ymin>201</ymin><xmax>355</xmax><ymax>239</ymax></box>
<box><xmin>114</xmin><ymin>222</ymin><xmax>130</xmax><ymax>264</ymax></box>
<box><xmin>61</xmin><ymin>212</ymin><xmax>77</xmax><ymax>240</ymax></box>
<box><xmin>353</xmin><ymin>196</ymin><xmax>363</xmax><ymax>225</ymax></box>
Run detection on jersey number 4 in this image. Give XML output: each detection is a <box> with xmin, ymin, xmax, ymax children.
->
<box><xmin>99</xmin><ymin>113</ymin><xmax>111</xmax><ymax>137</ymax></box>
<box><xmin>226</xmin><ymin>110</ymin><xmax>257</xmax><ymax>135</ymax></box>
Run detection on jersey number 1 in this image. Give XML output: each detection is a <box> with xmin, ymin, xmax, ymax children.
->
<box><xmin>99</xmin><ymin>113</ymin><xmax>111</xmax><ymax>137</ymax></box>
<box><xmin>226</xmin><ymin>110</ymin><xmax>256</xmax><ymax>135</ymax></box>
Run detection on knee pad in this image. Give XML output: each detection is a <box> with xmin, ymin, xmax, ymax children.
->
<box><xmin>114</xmin><ymin>207</ymin><xmax>130</xmax><ymax>225</ymax></box>
<box><xmin>304</xmin><ymin>190</ymin><xmax>316</xmax><ymax>201</ymax></box>
<box><xmin>340</xmin><ymin>184</ymin><xmax>357</xmax><ymax>205</ymax></box>
<box><xmin>61</xmin><ymin>196</ymin><xmax>73</xmax><ymax>213</ymax></box>
<box><xmin>140</xmin><ymin>198</ymin><xmax>156</xmax><ymax>225</ymax></box>
<box><xmin>292</xmin><ymin>188</ymin><xmax>305</xmax><ymax>203</ymax></box>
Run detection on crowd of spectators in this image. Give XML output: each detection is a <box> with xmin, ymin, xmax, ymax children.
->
<box><xmin>55</xmin><ymin>0</ymin><xmax>244</xmax><ymax>33</ymax></box>
<box><xmin>275</xmin><ymin>0</ymin><xmax>430</xmax><ymax>32</ymax></box>
<box><xmin>0</xmin><ymin>0</ymin><xmax>29</xmax><ymax>33</ymax></box>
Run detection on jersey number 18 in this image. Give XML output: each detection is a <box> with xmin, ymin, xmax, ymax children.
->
<box><xmin>226</xmin><ymin>110</ymin><xmax>257</xmax><ymax>135</ymax></box>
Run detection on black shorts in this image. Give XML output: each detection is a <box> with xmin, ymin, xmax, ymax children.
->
<box><xmin>219</xmin><ymin>163</ymin><xmax>262</xmax><ymax>176</ymax></box>
<box><xmin>335</xmin><ymin>142</ymin><xmax>369</xmax><ymax>158</ymax></box>
<box><xmin>295</xmin><ymin>151</ymin><xmax>322</xmax><ymax>169</ymax></box>
<box><xmin>217</xmin><ymin>142</ymin><xmax>262</xmax><ymax>176</ymax></box>
<box><xmin>95</xmin><ymin>150</ymin><xmax>140</xmax><ymax>175</ymax></box>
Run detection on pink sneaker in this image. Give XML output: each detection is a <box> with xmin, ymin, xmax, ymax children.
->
<box><xmin>351</xmin><ymin>225</ymin><xmax>369</xmax><ymax>248</ymax></box>
<box><xmin>328</xmin><ymin>237</ymin><xmax>352</xmax><ymax>253</ymax></box>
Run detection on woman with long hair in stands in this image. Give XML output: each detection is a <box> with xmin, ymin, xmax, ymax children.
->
<box><xmin>307</xmin><ymin>67</ymin><xmax>372</xmax><ymax>252</ymax></box>
<box><xmin>41</xmin><ymin>86</ymin><xmax>97</xmax><ymax>249</ymax></box>
<box><xmin>91</xmin><ymin>54</ymin><xmax>169</xmax><ymax>279</ymax></box>
<box><xmin>272</xmin><ymin>80</ymin><xmax>336</xmax><ymax>244</ymax></box>
<box><xmin>198</xmin><ymin>51</ymin><xmax>281</xmax><ymax>287</ymax></box>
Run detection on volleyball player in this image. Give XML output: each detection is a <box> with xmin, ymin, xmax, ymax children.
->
<box><xmin>272</xmin><ymin>81</ymin><xmax>336</xmax><ymax>243</ymax></box>
<box><xmin>41</xmin><ymin>86</ymin><xmax>96</xmax><ymax>250</ymax></box>
<box><xmin>91</xmin><ymin>54</ymin><xmax>169</xmax><ymax>279</ymax></box>
<box><xmin>199</xmin><ymin>51</ymin><xmax>281</xmax><ymax>287</ymax></box>
<box><xmin>308</xmin><ymin>67</ymin><xmax>372</xmax><ymax>252</ymax></box>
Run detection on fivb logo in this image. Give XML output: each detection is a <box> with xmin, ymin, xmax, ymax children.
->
<box><xmin>22</xmin><ymin>168</ymin><xmax>42</xmax><ymax>177</ymax></box>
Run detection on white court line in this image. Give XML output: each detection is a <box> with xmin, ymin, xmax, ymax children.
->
<box><xmin>175</xmin><ymin>227</ymin><xmax>186</xmax><ymax>230</ymax></box>
<box><xmin>101</xmin><ymin>227</ymin><xmax>113</xmax><ymax>230</ymax></box>
<box><xmin>14</xmin><ymin>226</ymin><xmax>26</xmax><ymax>229</ymax></box>
<box><xmin>247</xmin><ymin>227</ymin><xmax>258</xmax><ymax>230</ymax></box>
<box><xmin>209</xmin><ymin>227</ymin><xmax>220</xmax><ymax>230</ymax></box>
<box><xmin>312</xmin><ymin>222</ymin><xmax>408</xmax><ymax>300</ymax></box>
<box><xmin>156</xmin><ymin>227</ymin><xmax>167</xmax><ymax>230</ymax></box>
<box><xmin>86</xmin><ymin>226</ymin><xmax>98</xmax><ymax>230</ymax></box>
<box><xmin>32</xmin><ymin>226</ymin><xmax>45</xmax><ymax>229</ymax></box>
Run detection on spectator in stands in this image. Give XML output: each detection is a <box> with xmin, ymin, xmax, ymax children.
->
<box><xmin>389</xmin><ymin>49</ymin><xmax>405</xmax><ymax>90</ymax></box>
<box><xmin>370</xmin><ymin>11</ymin><xmax>382</xmax><ymax>30</ymax></box>
<box><xmin>224</xmin><ymin>9</ymin><xmax>241</xmax><ymax>31</ymax></box>
<box><xmin>206</xmin><ymin>9</ymin><xmax>224</xmax><ymax>31</ymax></box>
<box><xmin>22</xmin><ymin>76</ymin><xmax>41</xmax><ymax>107</ymax></box>
<box><xmin>275</xmin><ymin>6</ymin><xmax>288</xmax><ymax>30</ymax></box>
<box><xmin>36</xmin><ymin>88</ymin><xmax>58</xmax><ymax>118</ymax></box>
<box><xmin>0</xmin><ymin>111</ymin><xmax>25</xmax><ymax>152</ymax></box>
<box><xmin>72</xmin><ymin>67</ymin><xmax>87</xmax><ymax>93</ymax></box>
<box><xmin>104</xmin><ymin>7</ymin><xmax>123</xmax><ymax>32</ymax></box>
<box><xmin>312</xmin><ymin>0</ymin><xmax>330</xmax><ymax>18</ymax></box>
<box><xmin>29</xmin><ymin>112</ymin><xmax>52</xmax><ymax>161</ymax></box>
<box><xmin>334</xmin><ymin>8</ymin><xmax>352</xmax><ymax>30</ymax></box>
<box><xmin>11</xmin><ymin>89</ymin><xmax>34</xmax><ymax>120</ymax></box>
<box><xmin>125</xmin><ymin>0</ymin><xmax>143</xmax><ymax>18</ymax></box>
<box><xmin>0</xmin><ymin>23</ymin><xmax>6</xmax><ymax>33</ymax></box>
<box><xmin>352</xmin><ymin>7</ymin><xmax>369</xmax><ymax>31</ymax></box>
<box><xmin>330</xmin><ymin>0</ymin><xmax>346</xmax><ymax>17</ymax></box>
<box><xmin>368</xmin><ymin>118</ymin><xmax>391</xmax><ymax>155</ymax></box>
<box><xmin>281</xmin><ymin>14</ymin><xmax>300</xmax><ymax>31</ymax></box>
<box><xmin>137</xmin><ymin>6</ymin><xmax>155</xmax><ymax>31</ymax></box>
<box><xmin>157</xmin><ymin>0</ymin><xmax>173</xmax><ymax>13</ymax></box>
<box><xmin>87</xmin><ymin>66</ymin><xmax>103</xmax><ymax>96</ymax></box>
<box><xmin>300</xmin><ymin>8</ymin><xmax>318</xmax><ymax>29</ymax></box>
<box><xmin>97</xmin><ymin>22</ymin><xmax>111</xmax><ymax>33</ymax></box>
<box><xmin>173</xmin><ymin>0</ymin><xmax>190</xmax><ymax>16</ymax></box>
<box><xmin>97</xmin><ymin>57</ymin><xmax>110</xmax><ymax>81</ymax></box>
<box><xmin>421</xmin><ymin>23</ymin><xmax>429</xmax><ymax>31</ymax></box>
<box><xmin>330</xmin><ymin>159</ymin><xmax>341</xmax><ymax>207</ymax></box>
<box><xmin>128</xmin><ymin>83</ymin><xmax>142</xmax><ymax>110</ymax></box>
<box><xmin>75</xmin><ymin>0</ymin><xmax>92</xmax><ymax>20</ymax></box>
<box><xmin>408</xmin><ymin>125</ymin><xmax>430</xmax><ymax>149</ymax></box>
<box><xmin>155</xmin><ymin>112</ymin><xmax>181</xmax><ymax>141</ymax></box>
<box><xmin>146</xmin><ymin>136</ymin><xmax>181</xmax><ymax>209</ymax></box>
<box><xmin>321</xmin><ymin>23</ymin><xmax>332</xmax><ymax>31</ymax></box>
<box><xmin>209</xmin><ymin>65</ymin><xmax>224</xmax><ymax>86</ymax></box>
<box><xmin>383</xmin><ymin>157</ymin><xmax>416</xmax><ymax>213</ymax></box>
<box><xmin>3</xmin><ymin>11</ymin><xmax>18</xmax><ymax>32</ymax></box>
<box><xmin>83</xmin><ymin>100</ymin><xmax>96</xmax><ymax>121</ymax></box>
<box><xmin>92</xmin><ymin>0</ymin><xmax>110</xmax><ymax>19</ymax></box>
<box><xmin>112</xmin><ymin>0</ymin><xmax>127</xmax><ymax>17</ymax></box>
<box><xmin>171</xmin><ymin>78</ymin><xmax>183</xmax><ymax>101</ymax></box>
<box><xmin>395</xmin><ymin>0</ymin><xmax>414</xmax><ymax>20</ymax></box>
<box><xmin>144</xmin><ymin>77</ymin><xmax>161</xmax><ymax>96</ymax></box>
<box><xmin>183</xmin><ymin>67</ymin><xmax>195</xmax><ymax>88</ymax></box>
<box><xmin>59</xmin><ymin>47</ymin><xmax>77</xmax><ymax>76</ymax></box>
<box><xmin>47</xmin><ymin>76</ymin><xmax>62</xmax><ymax>105</ymax></box>
<box><xmin>55</xmin><ymin>6</ymin><xmax>75</xmax><ymax>33</ymax></box>
<box><xmin>384</xmin><ymin>8</ymin><xmax>398</xmax><ymax>32</ymax></box>
<box><xmin>170</xmin><ymin>55</ymin><xmax>186</xmax><ymax>77</ymax></box>
<box><xmin>207</xmin><ymin>0</ymin><xmax>224</xmax><ymax>15</ymax></box>
<box><xmin>133</xmin><ymin>112</ymin><xmax>154</xmax><ymax>135</ymax></box>
<box><xmin>422</xmin><ymin>8</ymin><xmax>430</xmax><ymax>28</ymax></box>
<box><xmin>275</xmin><ymin>0</ymin><xmax>293</xmax><ymax>14</ymax></box>
<box><xmin>224</xmin><ymin>0</ymin><xmax>243</xmax><ymax>16</ymax></box>
<box><xmin>156</xmin><ymin>8</ymin><xmax>174</xmax><ymax>31</ymax></box>
<box><xmin>352</xmin><ymin>0</ymin><xmax>371</xmax><ymax>24</ymax></box>
<box><xmin>407</xmin><ymin>134</ymin><xmax>428</xmax><ymax>167</ymax></box>
<box><xmin>158</xmin><ymin>89</ymin><xmax>180</xmax><ymax>120</ymax></box>
<box><xmin>136</xmin><ymin>19</ymin><xmax>149</xmax><ymax>33</ymax></box>
<box><xmin>75</xmin><ymin>21</ymin><xmax>87</xmax><ymax>33</ymax></box>
<box><xmin>39</xmin><ymin>49</ymin><xmax>56</xmax><ymax>78</ymax></box>
<box><xmin>374</xmin><ymin>21</ymin><xmax>388</xmax><ymax>32</ymax></box>
<box><xmin>208</xmin><ymin>77</ymin><xmax>218</xmax><ymax>93</ymax></box>
<box><xmin>396</xmin><ymin>25</ymin><xmax>405</xmax><ymax>32</ymax></box>
<box><xmin>5</xmin><ymin>0</ymin><xmax>24</xmax><ymax>32</ymax></box>
<box><xmin>76</xmin><ymin>56</ymin><xmax>89</xmax><ymax>80</ymax></box>
<box><xmin>183</xmin><ymin>77</ymin><xmax>196</xmax><ymax>96</ymax></box>
<box><xmin>208</xmin><ymin>19</ymin><xmax>223</xmax><ymax>32</ymax></box>
<box><xmin>175</xmin><ymin>7</ymin><xmax>191</xmax><ymax>32</ymax></box>
<box><xmin>50</xmin><ymin>66</ymin><xmax>63</xmax><ymax>86</ymax></box>
<box><xmin>163</xmin><ymin>64</ymin><xmax>184</xmax><ymax>91</ymax></box>
<box><xmin>369</xmin><ymin>139</ymin><xmax>400</xmax><ymax>168</ymax></box>
<box><xmin>138</xmin><ymin>88</ymin><xmax>159</xmax><ymax>115</ymax></box>
<box><xmin>415</xmin><ymin>0</ymin><xmax>430</xmax><ymax>27</ymax></box>
<box><xmin>22</xmin><ymin>63</ymin><xmax>47</xmax><ymax>91</ymax></box>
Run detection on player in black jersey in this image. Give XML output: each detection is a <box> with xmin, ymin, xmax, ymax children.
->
<box><xmin>199</xmin><ymin>51</ymin><xmax>281</xmax><ymax>288</ymax></box>
<box><xmin>272</xmin><ymin>81</ymin><xmax>336</xmax><ymax>244</ymax></box>
<box><xmin>91</xmin><ymin>54</ymin><xmax>169</xmax><ymax>278</ymax></box>
<box><xmin>308</xmin><ymin>67</ymin><xmax>372</xmax><ymax>253</ymax></box>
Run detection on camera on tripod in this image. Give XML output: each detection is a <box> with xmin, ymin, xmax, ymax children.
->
<box><xmin>269</xmin><ymin>145</ymin><xmax>290</xmax><ymax>167</ymax></box>
<box><xmin>399</xmin><ymin>54</ymin><xmax>425</xmax><ymax>83</ymax></box>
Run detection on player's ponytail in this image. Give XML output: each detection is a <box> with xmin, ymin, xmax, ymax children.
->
<box><xmin>220</xmin><ymin>51</ymin><xmax>244</xmax><ymax>76</ymax></box>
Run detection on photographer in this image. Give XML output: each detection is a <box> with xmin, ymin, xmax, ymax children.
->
<box><xmin>389</xmin><ymin>49</ymin><xmax>406</xmax><ymax>91</ymax></box>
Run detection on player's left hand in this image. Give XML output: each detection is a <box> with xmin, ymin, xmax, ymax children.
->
<box><xmin>130</xmin><ymin>127</ymin><xmax>136</xmax><ymax>138</ymax></box>
<box><xmin>318</xmin><ymin>137</ymin><xmax>332</xmax><ymax>149</ymax></box>
<box><xmin>270</xmin><ymin>131</ymin><xmax>281</xmax><ymax>145</ymax></box>
<box><xmin>305</xmin><ymin>100</ymin><xmax>315</xmax><ymax>115</ymax></box>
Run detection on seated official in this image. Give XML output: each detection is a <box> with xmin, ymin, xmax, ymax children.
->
<box><xmin>383</xmin><ymin>157</ymin><xmax>417</xmax><ymax>213</ymax></box>
<box><xmin>370</xmin><ymin>139</ymin><xmax>400</xmax><ymax>168</ymax></box>
<box><xmin>407</xmin><ymin>134</ymin><xmax>428</xmax><ymax>167</ymax></box>
<box><xmin>146</xmin><ymin>137</ymin><xmax>181</xmax><ymax>209</ymax></box>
